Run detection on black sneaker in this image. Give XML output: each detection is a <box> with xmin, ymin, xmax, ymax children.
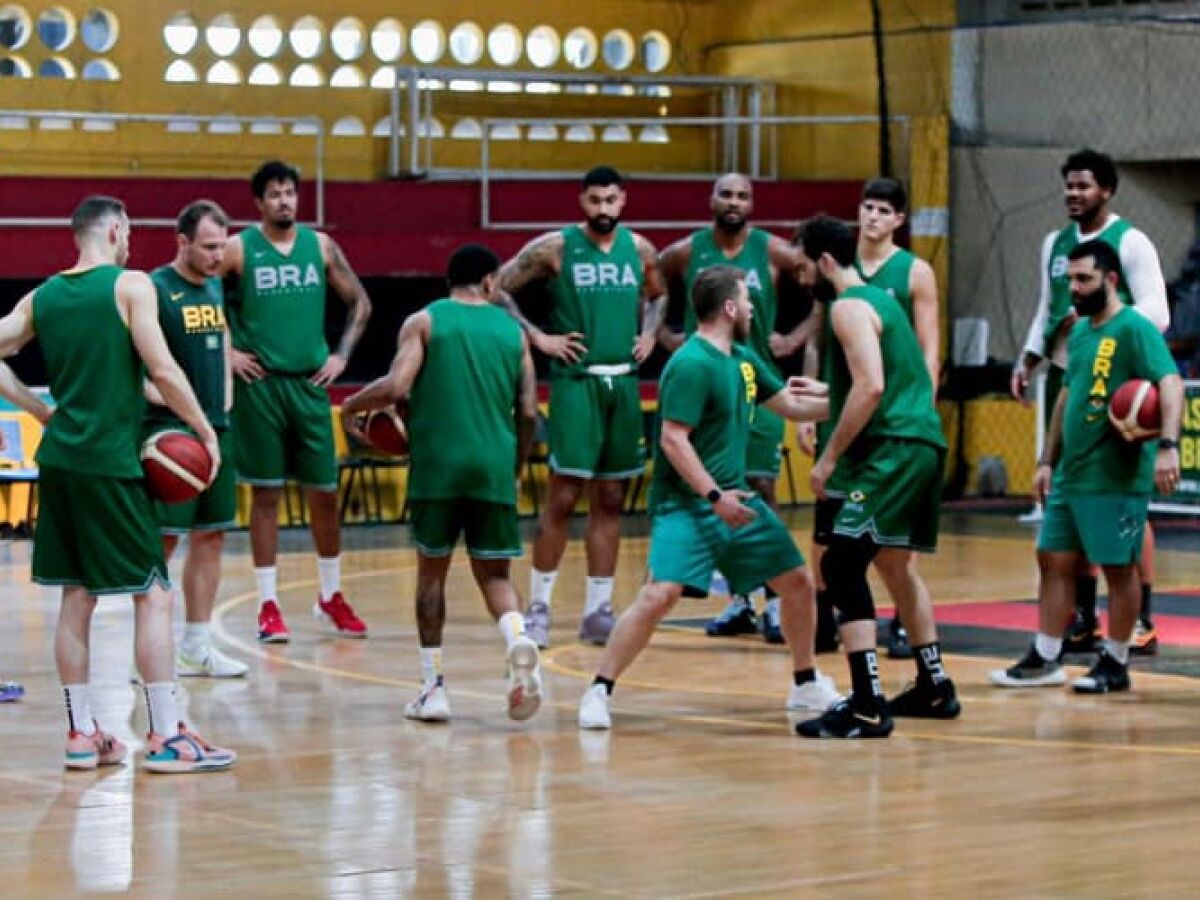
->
<box><xmin>761</xmin><ymin>598</ymin><xmax>784</xmax><ymax>644</ymax></box>
<box><xmin>988</xmin><ymin>645</ymin><xmax>1067</xmax><ymax>688</ymax></box>
<box><xmin>884</xmin><ymin>618</ymin><xmax>913</xmax><ymax>659</ymax></box>
<box><xmin>705</xmin><ymin>597</ymin><xmax>758</xmax><ymax>637</ymax></box>
<box><xmin>1063</xmin><ymin>610</ymin><xmax>1101</xmax><ymax>655</ymax></box>
<box><xmin>795</xmin><ymin>699</ymin><xmax>894</xmax><ymax>739</ymax></box>
<box><xmin>888</xmin><ymin>679</ymin><xmax>962</xmax><ymax>719</ymax></box>
<box><xmin>1072</xmin><ymin>651</ymin><xmax>1131</xmax><ymax>694</ymax></box>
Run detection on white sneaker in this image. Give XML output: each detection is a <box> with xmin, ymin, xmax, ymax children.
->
<box><xmin>578</xmin><ymin>683</ymin><xmax>612</xmax><ymax>730</ymax></box>
<box><xmin>506</xmin><ymin>637</ymin><xmax>542</xmax><ymax>721</ymax></box>
<box><xmin>177</xmin><ymin>645</ymin><xmax>249</xmax><ymax>679</ymax></box>
<box><xmin>786</xmin><ymin>672</ymin><xmax>841</xmax><ymax>711</ymax></box>
<box><xmin>405</xmin><ymin>682</ymin><xmax>451</xmax><ymax>722</ymax></box>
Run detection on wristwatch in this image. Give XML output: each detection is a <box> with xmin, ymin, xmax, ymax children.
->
<box><xmin>706</xmin><ymin>488</ymin><xmax>722</xmax><ymax>503</ymax></box>
<box><xmin>1160</xmin><ymin>438</ymin><xmax>1179</xmax><ymax>450</ymax></box>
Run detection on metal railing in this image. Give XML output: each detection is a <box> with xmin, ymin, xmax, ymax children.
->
<box><xmin>0</xmin><ymin>111</ymin><xmax>327</xmax><ymax>228</ymax></box>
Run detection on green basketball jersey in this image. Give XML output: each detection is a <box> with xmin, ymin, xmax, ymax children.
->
<box><xmin>547</xmin><ymin>225</ymin><xmax>644</xmax><ymax>375</ymax></box>
<box><xmin>856</xmin><ymin>248</ymin><xmax>915</xmax><ymax>321</ymax></box>
<box><xmin>826</xmin><ymin>285</ymin><xmax>946</xmax><ymax>451</ymax></box>
<box><xmin>32</xmin><ymin>265</ymin><xmax>145</xmax><ymax>478</ymax></box>
<box><xmin>1057</xmin><ymin>306</ymin><xmax>1176</xmax><ymax>495</ymax></box>
<box><xmin>407</xmin><ymin>299</ymin><xmax>525</xmax><ymax>504</ymax></box>
<box><xmin>147</xmin><ymin>265</ymin><xmax>228</xmax><ymax>431</ymax></box>
<box><xmin>649</xmin><ymin>335</ymin><xmax>785</xmax><ymax>512</ymax></box>
<box><xmin>683</xmin><ymin>227</ymin><xmax>779</xmax><ymax>375</ymax></box>
<box><xmin>231</xmin><ymin>225</ymin><xmax>328</xmax><ymax>374</ymax></box>
<box><xmin>1045</xmin><ymin>218</ymin><xmax>1134</xmax><ymax>349</ymax></box>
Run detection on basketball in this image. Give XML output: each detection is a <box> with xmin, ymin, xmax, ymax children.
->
<box><xmin>1108</xmin><ymin>378</ymin><xmax>1161</xmax><ymax>442</ymax></box>
<box><xmin>140</xmin><ymin>430</ymin><xmax>212</xmax><ymax>504</ymax></box>
<box><xmin>364</xmin><ymin>403</ymin><xmax>409</xmax><ymax>456</ymax></box>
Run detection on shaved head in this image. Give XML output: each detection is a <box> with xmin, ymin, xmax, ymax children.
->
<box><xmin>711</xmin><ymin>173</ymin><xmax>753</xmax><ymax>234</ymax></box>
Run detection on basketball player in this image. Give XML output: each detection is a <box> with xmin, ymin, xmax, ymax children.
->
<box><xmin>1011</xmin><ymin>150</ymin><xmax>1168</xmax><ymax>656</ymax></box>
<box><xmin>143</xmin><ymin>201</ymin><xmax>246</xmax><ymax>678</ymax></box>
<box><xmin>0</xmin><ymin>196</ymin><xmax>234</xmax><ymax>771</ymax></box>
<box><xmin>577</xmin><ymin>265</ymin><xmax>840</xmax><ymax>730</ymax></box>
<box><xmin>991</xmin><ymin>240</ymin><xmax>1181</xmax><ymax>693</ymax></box>
<box><xmin>496</xmin><ymin>166</ymin><xmax>666</xmax><ymax>648</ymax></box>
<box><xmin>794</xmin><ymin>216</ymin><xmax>959</xmax><ymax>739</ymax></box>
<box><xmin>222</xmin><ymin>160</ymin><xmax>373</xmax><ymax>643</ymax></box>
<box><xmin>656</xmin><ymin>173</ymin><xmax>816</xmax><ymax>644</ymax></box>
<box><xmin>341</xmin><ymin>244</ymin><xmax>543</xmax><ymax>722</ymax></box>
<box><xmin>803</xmin><ymin>178</ymin><xmax>942</xmax><ymax>659</ymax></box>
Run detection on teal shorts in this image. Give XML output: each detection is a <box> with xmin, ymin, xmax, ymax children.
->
<box><xmin>410</xmin><ymin>498</ymin><xmax>521</xmax><ymax>559</ymax></box>
<box><xmin>647</xmin><ymin>495</ymin><xmax>805</xmax><ymax>596</ymax></box>
<box><xmin>1037</xmin><ymin>491</ymin><xmax>1148</xmax><ymax>566</ymax></box>
<box><xmin>232</xmin><ymin>374</ymin><xmax>337</xmax><ymax>490</ymax></box>
<box><xmin>547</xmin><ymin>374</ymin><xmax>645</xmax><ymax>480</ymax></box>
<box><xmin>745</xmin><ymin>405</ymin><xmax>785</xmax><ymax>479</ymax></box>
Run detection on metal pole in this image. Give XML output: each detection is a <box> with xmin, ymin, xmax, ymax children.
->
<box><xmin>407</xmin><ymin>68</ymin><xmax>420</xmax><ymax>176</ymax></box>
<box><xmin>314</xmin><ymin>120</ymin><xmax>325</xmax><ymax>227</ymax></box>
<box><xmin>388</xmin><ymin>70</ymin><xmax>400</xmax><ymax>178</ymax></box>
<box><xmin>480</xmin><ymin>124</ymin><xmax>491</xmax><ymax>228</ymax></box>
<box><xmin>748</xmin><ymin>87</ymin><xmax>762</xmax><ymax>179</ymax></box>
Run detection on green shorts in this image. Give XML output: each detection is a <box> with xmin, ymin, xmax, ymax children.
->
<box><xmin>648</xmin><ymin>495</ymin><xmax>805</xmax><ymax>596</ymax></box>
<box><xmin>232</xmin><ymin>374</ymin><xmax>336</xmax><ymax>490</ymax></box>
<box><xmin>745</xmin><ymin>405</ymin><xmax>785</xmax><ymax>479</ymax></box>
<box><xmin>33</xmin><ymin>465</ymin><xmax>169</xmax><ymax>596</ymax></box>
<box><xmin>827</xmin><ymin>439</ymin><xmax>944</xmax><ymax>552</ymax></box>
<box><xmin>149</xmin><ymin>428</ymin><xmax>237</xmax><ymax>533</ymax></box>
<box><xmin>410</xmin><ymin>498</ymin><xmax>521</xmax><ymax>558</ymax></box>
<box><xmin>548</xmin><ymin>374</ymin><xmax>645</xmax><ymax>480</ymax></box>
<box><xmin>1037</xmin><ymin>491</ymin><xmax>1148</xmax><ymax>566</ymax></box>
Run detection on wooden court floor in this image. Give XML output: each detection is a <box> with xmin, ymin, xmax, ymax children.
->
<box><xmin>2</xmin><ymin>510</ymin><xmax>1200</xmax><ymax>898</ymax></box>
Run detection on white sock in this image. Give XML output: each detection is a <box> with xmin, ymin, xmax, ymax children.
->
<box><xmin>181</xmin><ymin>622</ymin><xmax>209</xmax><ymax>655</ymax></box>
<box><xmin>499</xmin><ymin>611</ymin><xmax>527</xmax><ymax>649</ymax></box>
<box><xmin>63</xmin><ymin>684</ymin><xmax>94</xmax><ymax>734</ymax></box>
<box><xmin>1106</xmin><ymin>638</ymin><xmax>1130</xmax><ymax>665</ymax></box>
<box><xmin>1035</xmin><ymin>632</ymin><xmax>1062</xmax><ymax>663</ymax></box>
<box><xmin>420</xmin><ymin>647</ymin><xmax>444</xmax><ymax>687</ymax></box>
<box><xmin>530</xmin><ymin>569</ymin><xmax>558</xmax><ymax>608</ymax></box>
<box><xmin>584</xmin><ymin>577</ymin><xmax>614</xmax><ymax>616</ymax></box>
<box><xmin>143</xmin><ymin>682</ymin><xmax>179</xmax><ymax>737</ymax></box>
<box><xmin>255</xmin><ymin>567</ymin><xmax>278</xmax><ymax>606</ymax></box>
<box><xmin>317</xmin><ymin>556</ymin><xmax>341</xmax><ymax>601</ymax></box>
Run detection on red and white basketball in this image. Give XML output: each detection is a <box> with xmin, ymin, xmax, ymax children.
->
<box><xmin>364</xmin><ymin>403</ymin><xmax>409</xmax><ymax>456</ymax></box>
<box><xmin>141</xmin><ymin>430</ymin><xmax>212</xmax><ymax>504</ymax></box>
<box><xmin>1108</xmin><ymin>378</ymin><xmax>1161</xmax><ymax>442</ymax></box>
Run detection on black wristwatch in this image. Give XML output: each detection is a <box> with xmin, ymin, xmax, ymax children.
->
<box><xmin>1160</xmin><ymin>438</ymin><xmax>1179</xmax><ymax>450</ymax></box>
<box><xmin>706</xmin><ymin>488</ymin><xmax>722</xmax><ymax>503</ymax></box>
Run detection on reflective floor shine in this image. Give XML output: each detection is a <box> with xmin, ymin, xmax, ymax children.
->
<box><xmin>3</xmin><ymin>513</ymin><xmax>1200</xmax><ymax>898</ymax></box>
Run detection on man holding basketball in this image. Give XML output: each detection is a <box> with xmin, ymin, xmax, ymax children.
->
<box><xmin>991</xmin><ymin>240</ymin><xmax>1182</xmax><ymax>694</ymax></box>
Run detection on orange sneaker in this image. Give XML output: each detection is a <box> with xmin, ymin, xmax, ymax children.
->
<box><xmin>64</xmin><ymin>721</ymin><xmax>127</xmax><ymax>770</ymax></box>
<box><xmin>143</xmin><ymin>723</ymin><xmax>236</xmax><ymax>774</ymax></box>
<box><xmin>257</xmin><ymin>599</ymin><xmax>290</xmax><ymax>643</ymax></box>
<box><xmin>313</xmin><ymin>592</ymin><xmax>367</xmax><ymax>638</ymax></box>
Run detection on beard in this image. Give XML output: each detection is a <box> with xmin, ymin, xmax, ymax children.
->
<box><xmin>587</xmin><ymin>214</ymin><xmax>618</xmax><ymax>235</ymax></box>
<box><xmin>1071</xmin><ymin>286</ymin><xmax>1107</xmax><ymax>317</ymax></box>
<box><xmin>270</xmin><ymin>211</ymin><xmax>295</xmax><ymax>229</ymax></box>
<box><xmin>733</xmin><ymin>315</ymin><xmax>752</xmax><ymax>342</ymax></box>
<box><xmin>714</xmin><ymin>212</ymin><xmax>747</xmax><ymax>235</ymax></box>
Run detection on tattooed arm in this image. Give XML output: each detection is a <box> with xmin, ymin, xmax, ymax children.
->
<box><xmin>314</xmin><ymin>233</ymin><xmax>373</xmax><ymax>386</ymax></box>
<box><xmin>496</xmin><ymin>232</ymin><xmax>586</xmax><ymax>364</ymax></box>
<box><xmin>634</xmin><ymin>233</ymin><xmax>668</xmax><ymax>363</ymax></box>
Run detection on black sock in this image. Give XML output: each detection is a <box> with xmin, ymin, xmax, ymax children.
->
<box><xmin>793</xmin><ymin>668</ymin><xmax>816</xmax><ymax>687</ymax></box>
<box><xmin>1075</xmin><ymin>574</ymin><xmax>1098</xmax><ymax>623</ymax></box>
<box><xmin>847</xmin><ymin>649</ymin><xmax>885</xmax><ymax>710</ymax></box>
<box><xmin>1140</xmin><ymin>583</ymin><xmax>1153</xmax><ymax>622</ymax></box>
<box><xmin>592</xmin><ymin>676</ymin><xmax>615</xmax><ymax>695</ymax></box>
<box><xmin>913</xmin><ymin>641</ymin><xmax>948</xmax><ymax>688</ymax></box>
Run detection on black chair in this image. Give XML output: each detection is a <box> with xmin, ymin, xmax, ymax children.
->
<box><xmin>338</xmin><ymin>426</ymin><xmax>408</xmax><ymax>525</ymax></box>
<box><xmin>522</xmin><ymin>411</ymin><xmax>551</xmax><ymax>515</ymax></box>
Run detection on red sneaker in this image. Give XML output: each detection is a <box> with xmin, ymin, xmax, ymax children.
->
<box><xmin>313</xmin><ymin>592</ymin><xmax>367</xmax><ymax>638</ymax></box>
<box><xmin>257</xmin><ymin>599</ymin><xmax>290</xmax><ymax>643</ymax></box>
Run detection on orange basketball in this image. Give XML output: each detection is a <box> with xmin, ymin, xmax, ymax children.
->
<box><xmin>364</xmin><ymin>404</ymin><xmax>409</xmax><ymax>456</ymax></box>
<box><xmin>141</xmin><ymin>430</ymin><xmax>212</xmax><ymax>504</ymax></box>
<box><xmin>1108</xmin><ymin>378</ymin><xmax>1161</xmax><ymax>442</ymax></box>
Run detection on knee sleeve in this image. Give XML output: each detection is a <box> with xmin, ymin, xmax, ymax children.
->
<box><xmin>821</xmin><ymin>536</ymin><xmax>879</xmax><ymax>623</ymax></box>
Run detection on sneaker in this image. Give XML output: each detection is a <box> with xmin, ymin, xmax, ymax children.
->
<box><xmin>313</xmin><ymin>592</ymin><xmax>368</xmax><ymax>638</ymax></box>
<box><xmin>64</xmin><ymin>721</ymin><xmax>127</xmax><ymax>770</ymax></box>
<box><xmin>177</xmin><ymin>645</ymin><xmax>248</xmax><ymax>679</ymax></box>
<box><xmin>705</xmin><ymin>597</ymin><xmax>758</xmax><ymax>637</ymax></box>
<box><xmin>578</xmin><ymin>683</ymin><xmax>612</xmax><ymax>730</ymax></box>
<box><xmin>405</xmin><ymin>681</ymin><xmax>451</xmax><ymax>722</ymax></box>
<box><xmin>143</xmin><ymin>723</ymin><xmax>237</xmax><ymax>774</ymax></box>
<box><xmin>795</xmin><ymin>700</ymin><xmax>894</xmax><ymax>739</ymax></box>
<box><xmin>257</xmin><ymin>600</ymin><xmax>290</xmax><ymax>644</ymax></box>
<box><xmin>888</xmin><ymin>679</ymin><xmax>962</xmax><ymax>719</ymax></box>
<box><xmin>884</xmin><ymin>618</ymin><xmax>913</xmax><ymax>659</ymax></box>
<box><xmin>524</xmin><ymin>600</ymin><xmax>551</xmax><ymax>650</ymax></box>
<box><xmin>989</xmin><ymin>645</ymin><xmax>1067</xmax><ymax>688</ymax></box>
<box><xmin>505</xmin><ymin>636</ymin><xmax>543</xmax><ymax>721</ymax></box>
<box><xmin>1130</xmin><ymin>619</ymin><xmax>1159</xmax><ymax>657</ymax></box>
<box><xmin>1072</xmin><ymin>651</ymin><xmax>1131</xmax><ymax>694</ymax></box>
<box><xmin>1063</xmin><ymin>611</ymin><xmax>1101</xmax><ymax>655</ymax></box>
<box><xmin>0</xmin><ymin>680</ymin><xmax>24</xmax><ymax>703</ymax></box>
<box><xmin>786</xmin><ymin>673</ymin><xmax>841</xmax><ymax>711</ymax></box>
<box><xmin>579</xmin><ymin>603</ymin><xmax>616</xmax><ymax>646</ymax></box>
<box><xmin>761</xmin><ymin>597</ymin><xmax>784</xmax><ymax>644</ymax></box>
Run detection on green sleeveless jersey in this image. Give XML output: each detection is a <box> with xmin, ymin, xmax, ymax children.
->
<box><xmin>856</xmin><ymin>248</ymin><xmax>915</xmax><ymax>321</ymax></box>
<box><xmin>1045</xmin><ymin>218</ymin><xmax>1134</xmax><ymax>349</ymax></box>
<box><xmin>232</xmin><ymin>225</ymin><xmax>328</xmax><ymax>374</ymax></box>
<box><xmin>32</xmin><ymin>265</ymin><xmax>145</xmax><ymax>478</ymax></box>
<box><xmin>146</xmin><ymin>266</ymin><xmax>228</xmax><ymax>431</ymax></box>
<box><xmin>683</xmin><ymin>227</ymin><xmax>779</xmax><ymax>375</ymax></box>
<box><xmin>407</xmin><ymin>299</ymin><xmax>525</xmax><ymax>504</ymax></box>
<box><xmin>826</xmin><ymin>285</ymin><xmax>946</xmax><ymax>451</ymax></box>
<box><xmin>547</xmin><ymin>225</ymin><xmax>644</xmax><ymax>376</ymax></box>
